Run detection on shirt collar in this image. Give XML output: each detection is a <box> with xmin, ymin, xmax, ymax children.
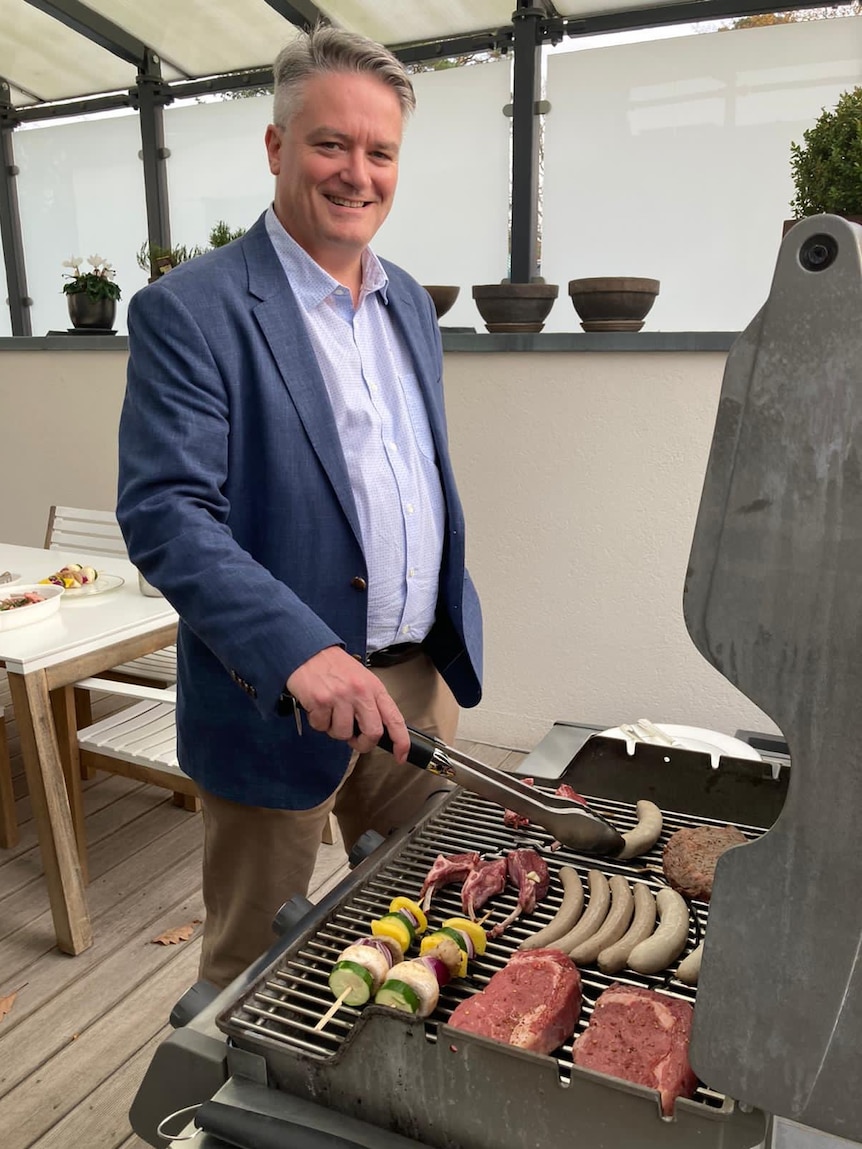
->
<box><xmin>264</xmin><ymin>205</ymin><xmax>389</xmax><ymax>309</ymax></box>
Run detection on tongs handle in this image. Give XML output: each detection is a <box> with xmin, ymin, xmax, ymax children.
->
<box><xmin>359</xmin><ymin>722</ymin><xmax>438</xmax><ymax>770</ymax></box>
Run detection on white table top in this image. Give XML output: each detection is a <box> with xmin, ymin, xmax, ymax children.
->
<box><xmin>0</xmin><ymin>542</ymin><xmax>177</xmax><ymax>675</ymax></box>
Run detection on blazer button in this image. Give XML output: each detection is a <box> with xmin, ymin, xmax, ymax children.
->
<box><xmin>351</xmin><ymin>576</ymin><xmax>367</xmax><ymax>591</ymax></box>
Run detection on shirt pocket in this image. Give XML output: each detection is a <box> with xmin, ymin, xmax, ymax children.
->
<box><xmin>400</xmin><ymin>374</ymin><xmax>437</xmax><ymax>462</ymax></box>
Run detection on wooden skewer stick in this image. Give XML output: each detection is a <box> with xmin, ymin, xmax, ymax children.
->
<box><xmin>314</xmin><ymin>988</ymin><xmax>351</xmax><ymax>1031</ymax></box>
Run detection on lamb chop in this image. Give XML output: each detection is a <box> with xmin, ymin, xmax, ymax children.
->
<box><xmin>488</xmin><ymin>848</ymin><xmax>550</xmax><ymax>939</ymax></box>
<box><xmin>418</xmin><ymin>851</ymin><xmax>480</xmax><ymax>912</ymax></box>
<box><xmin>461</xmin><ymin>856</ymin><xmax>508</xmax><ymax>920</ymax></box>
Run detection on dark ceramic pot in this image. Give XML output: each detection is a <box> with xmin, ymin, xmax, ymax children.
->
<box><xmin>423</xmin><ymin>285</ymin><xmax>460</xmax><ymax>320</ymax></box>
<box><xmin>472</xmin><ymin>282</ymin><xmax>559</xmax><ymax>333</ymax></box>
<box><xmin>567</xmin><ymin>277</ymin><xmax>660</xmax><ymax>332</ymax></box>
<box><xmin>66</xmin><ymin>292</ymin><xmax>116</xmax><ymax>331</ymax></box>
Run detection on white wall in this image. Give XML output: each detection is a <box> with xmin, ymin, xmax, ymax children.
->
<box><xmin>0</xmin><ymin>346</ymin><xmax>777</xmax><ymax>750</ymax></box>
<box><xmin>542</xmin><ymin>17</ymin><xmax>862</xmax><ymax>333</ymax></box>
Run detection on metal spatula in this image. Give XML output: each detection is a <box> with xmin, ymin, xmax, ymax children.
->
<box><xmin>377</xmin><ymin>725</ymin><xmax>624</xmax><ymax>856</ymax></box>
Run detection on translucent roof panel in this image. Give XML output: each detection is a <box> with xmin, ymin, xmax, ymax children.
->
<box><xmin>315</xmin><ymin>1</ymin><xmax>517</xmax><ymax>45</ymax></box>
<box><xmin>82</xmin><ymin>0</ymin><xmax>304</xmax><ymax>79</ymax></box>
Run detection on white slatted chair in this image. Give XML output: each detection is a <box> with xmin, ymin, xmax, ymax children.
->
<box><xmin>74</xmin><ymin>678</ymin><xmax>199</xmax><ymax>811</ymax></box>
<box><xmin>45</xmin><ymin>506</ymin><xmax>177</xmax><ymax>687</ymax></box>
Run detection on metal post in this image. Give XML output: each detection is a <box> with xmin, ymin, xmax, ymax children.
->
<box><xmin>133</xmin><ymin>49</ymin><xmax>173</xmax><ymax>261</ymax></box>
<box><xmin>0</xmin><ymin>80</ymin><xmax>32</xmax><ymax>336</ymax></box>
<box><xmin>509</xmin><ymin>3</ymin><xmax>545</xmax><ymax>283</ymax></box>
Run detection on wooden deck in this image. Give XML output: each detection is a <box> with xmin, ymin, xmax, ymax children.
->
<box><xmin>0</xmin><ymin>680</ymin><xmax>526</xmax><ymax>1149</ymax></box>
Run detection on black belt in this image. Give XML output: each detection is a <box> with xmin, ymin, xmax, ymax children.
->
<box><xmin>365</xmin><ymin>642</ymin><xmax>425</xmax><ymax>668</ymax></box>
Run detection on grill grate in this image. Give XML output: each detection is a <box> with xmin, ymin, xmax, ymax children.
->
<box><xmin>221</xmin><ymin>785</ymin><xmax>764</xmax><ymax>1110</ymax></box>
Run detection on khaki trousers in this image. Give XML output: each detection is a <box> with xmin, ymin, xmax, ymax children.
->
<box><xmin>198</xmin><ymin>653</ymin><xmax>458</xmax><ymax>988</ymax></box>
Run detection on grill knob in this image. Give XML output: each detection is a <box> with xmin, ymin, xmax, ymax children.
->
<box><xmin>348</xmin><ymin>829</ymin><xmax>386</xmax><ymax>869</ymax></box>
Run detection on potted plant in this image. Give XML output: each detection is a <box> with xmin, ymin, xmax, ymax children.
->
<box><xmin>61</xmin><ymin>254</ymin><xmax>122</xmax><ymax>331</ymax></box>
<box><xmin>568</xmin><ymin>277</ymin><xmax>660</xmax><ymax>332</ymax></box>
<box><xmin>472</xmin><ymin>279</ymin><xmax>559</xmax><ymax>333</ymax></box>
<box><xmin>137</xmin><ymin>220</ymin><xmax>247</xmax><ymax>282</ymax></box>
<box><xmin>785</xmin><ymin>86</ymin><xmax>862</xmax><ymax>234</ymax></box>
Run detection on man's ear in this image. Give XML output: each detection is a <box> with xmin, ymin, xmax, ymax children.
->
<box><xmin>264</xmin><ymin>125</ymin><xmax>282</xmax><ymax>176</ymax></box>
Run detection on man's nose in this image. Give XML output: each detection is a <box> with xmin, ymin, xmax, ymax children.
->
<box><xmin>341</xmin><ymin>148</ymin><xmax>370</xmax><ymax>190</ymax></box>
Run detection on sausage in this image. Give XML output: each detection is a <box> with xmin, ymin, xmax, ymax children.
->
<box><xmin>550</xmin><ymin>870</ymin><xmax>611</xmax><ymax>953</ymax></box>
<box><xmin>519</xmin><ymin>866</ymin><xmax>584</xmax><ymax>950</ymax></box>
<box><xmin>627</xmin><ymin>888</ymin><xmax>690</xmax><ymax>974</ymax></box>
<box><xmin>616</xmin><ymin>800</ymin><xmax>663</xmax><ymax>860</ymax></box>
<box><xmin>569</xmin><ymin>876</ymin><xmax>634</xmax><ymax>965</ymax></box>
<box><xmin>675</xmin><ymin>939</ymin><xmax>704</xmax><ymax>985</ymax></box>
<box><xmin>597</xmin><ymin>882</ymin><xmax>657</xmax><ymax>974</ymax></box>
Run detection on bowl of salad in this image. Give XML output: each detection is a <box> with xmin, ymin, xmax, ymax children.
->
<box><xmin>0</xmin><ymin>583</ymin><xmax>64</xmax><ymax>631</ymax></box>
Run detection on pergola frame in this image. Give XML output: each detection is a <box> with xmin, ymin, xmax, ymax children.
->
<box><xmin>0</xmin><ymin>0</ymin><xmax>848</xmax><ymax>334</ymax></box>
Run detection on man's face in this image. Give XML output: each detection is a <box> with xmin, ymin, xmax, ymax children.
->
<box><xmin>265</xmin><ymin>70</ymin><xmax>403</xmax><ymax>275</ymax></box>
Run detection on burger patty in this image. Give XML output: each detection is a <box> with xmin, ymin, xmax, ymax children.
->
<box><xmin>662</xmin><ymin>824</ymin><xmax>748</xmax><ymax>901</ymax></box>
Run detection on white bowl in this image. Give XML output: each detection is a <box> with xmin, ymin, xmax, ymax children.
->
<box><xmin>0</xmin><ymin>583</ymin><xmax>64</xmax><ymax>631</ymax></box>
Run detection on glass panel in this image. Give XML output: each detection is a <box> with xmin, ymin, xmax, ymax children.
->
<box><xmin>543</xmin><ymin>17</ymin><xmax>862</xmax><ymax>332</ymax></box>
<box><xmin>15</xmin><ymin>111</ymin><xmax>149</xmax><ymax>336</ymax></box>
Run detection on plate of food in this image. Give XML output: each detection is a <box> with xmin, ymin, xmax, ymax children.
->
<box><xmin>597</xmin><ymin>722</ymin><xmax>762</xmax><ymax>768</ymax></box>
<box><xmin>0</xmin><ymin>583</ymin><xmax>64</xmax><ymax>631</ymax></box>
<box><xmin>40</xmin><ymin>564</ymin><xmax>125</xmax><ymax>598</ymax></box>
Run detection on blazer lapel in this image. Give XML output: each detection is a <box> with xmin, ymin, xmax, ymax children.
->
<box><xmin>242</xmin><ymin>222</ymin><xmax>364</xmax><ymax>550</ymax></box>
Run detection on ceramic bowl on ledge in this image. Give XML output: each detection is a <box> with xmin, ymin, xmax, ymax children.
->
<box><xmin>568</xmin><ymin>277</ymin><xmax>660</xmax><ymax>332</ymax></box>
<box><xmin>472</xmin><ymin>282</ymin><xmax>559</xmax><ymax>334</ymax></box>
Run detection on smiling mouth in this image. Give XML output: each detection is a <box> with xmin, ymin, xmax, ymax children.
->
<box><xmin>325</xmin><ymin>194</ymin><xmax>370</xmax><ymax>209</ymax></box>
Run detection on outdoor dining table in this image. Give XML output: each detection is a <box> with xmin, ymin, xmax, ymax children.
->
<box><xmin>0</xmin><ymin>542</ymin><xmax>178</xmax><ymax>955</ymax></box>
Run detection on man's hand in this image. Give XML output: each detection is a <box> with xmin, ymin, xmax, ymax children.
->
<box><xmin>286</xmin><ymin>646</ymin><xmax>410</xmax><ymax>762</ymax></box>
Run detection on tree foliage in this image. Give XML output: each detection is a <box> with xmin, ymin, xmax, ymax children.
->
<box><xmin>790</xmin><ymin>86</ymin><xmax>862</xmax><ymax>216</ymax></box>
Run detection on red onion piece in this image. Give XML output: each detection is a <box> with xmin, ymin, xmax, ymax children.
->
<box><xmin>420</xmin><ymin>955</ymin><xmax>451</xmax><ymax>986</ymax></box>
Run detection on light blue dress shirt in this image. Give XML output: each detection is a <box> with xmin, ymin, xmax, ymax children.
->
<box><xmin>265</xmin><ymin>207</ymin><xmax>445</xmax><ymax>652</ymax></box>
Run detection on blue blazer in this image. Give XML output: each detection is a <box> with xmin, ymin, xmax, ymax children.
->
<box><xmin>117</xmin><ymin>214</ymin><xmax>483</xmax><ymax>809</ymax></box>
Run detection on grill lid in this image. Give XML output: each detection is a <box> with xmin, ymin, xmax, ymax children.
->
<box><xmin>684</xmin><ymin>214</ymin><xmax>862</xmax><ymax>1142</ymax></box>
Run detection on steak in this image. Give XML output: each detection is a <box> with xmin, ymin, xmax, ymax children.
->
<box><xmin>572</xmin><ymin>984</ymin><xmax>697</xmax><ymax>1115</ymax></box>
<box><xmin>448</xmin><ymin>948</ymin><xmax>581</xmax><ymax>1055</ymax></box>
<box><xmin>662</xmin><ymin>824</ymin><xmax>747</xmax><ymax>901</ymax></box>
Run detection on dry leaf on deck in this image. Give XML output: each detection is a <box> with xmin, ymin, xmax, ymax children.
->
<box><xmin>0</xmin><ymin>992</ymin><xmax>18</xmax><ymax>1022</ymax></box>
<box><xmin>151</xmin><ymin>919</ymin><xmax>202</xmax><ymax>946</ymax></box>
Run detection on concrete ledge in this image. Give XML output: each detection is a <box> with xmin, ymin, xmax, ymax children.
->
<box><xmin>1</xmin><ymin>332</ymin><xmax>739</xmax><ymax>353</ymax></box>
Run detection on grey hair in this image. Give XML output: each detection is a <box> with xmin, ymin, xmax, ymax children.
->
<box><xmin>272</xmin><ymin>24</ymin><xmax>416</xmax><ymax>127</ymax></box>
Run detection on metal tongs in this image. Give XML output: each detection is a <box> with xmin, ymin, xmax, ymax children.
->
<box><xmin>378</xmin><ymin>725</ymin><xmax>624</xmax><ymax>856</ymax></box>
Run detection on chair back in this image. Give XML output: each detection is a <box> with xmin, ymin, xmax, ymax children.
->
<box><xmin>45</xmin><ymin>506</ymin><xmax>128</xmax><ymax>559</ymax></box>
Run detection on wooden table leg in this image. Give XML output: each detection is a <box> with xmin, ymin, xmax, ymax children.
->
<box><xmin>7</xmin><ymin>670</ymin><xmax>92</xmax><ymax>955</ymax></box>
<box><xmin>0</xmin><ymin>707</ymin><xmax>18</xmax><ymax>849</ymax></box>
<box><xmin>51</xmin><ymin>684</ymin><xmax>89</xmax><ymax>884</ymax></box>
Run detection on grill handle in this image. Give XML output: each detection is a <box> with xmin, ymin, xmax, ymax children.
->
<box><xmin>196</xmin><ymin>1100</ymin><xmax>369</xmax><ymax>1149</ymax></box>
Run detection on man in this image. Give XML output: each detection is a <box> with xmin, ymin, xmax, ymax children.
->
<box><xmin>117</xmin><ymin>25</ymin><xmax>483</xmax><ymax>988</ymax></box>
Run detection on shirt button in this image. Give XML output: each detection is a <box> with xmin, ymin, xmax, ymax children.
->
<box><xmin>390</xmin><ymin>442</ymin><xmax>398</xmax><ymax>452</ymax></box>
<box><xmin>406</xmin><ymin>504</ymin><xmax>414</xmax><ymax>514</ymax></box>
<box><xmin>408</xmin><ymin>569</ymin><xmax>415</xmax><ymax>578</ymax></box>
<box><xmin>351</xmin><ymin>576</ymin><xmax>367</xmax><ymax>591</ymax></box>
<box><xmin>402</xmin><ymin>625</ymin><xmax>410</xmax><ymax>634</ymax></box>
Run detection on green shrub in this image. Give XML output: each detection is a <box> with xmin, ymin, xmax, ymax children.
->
<box><xmin>790</xmin><ymin>86</ymin><xmax>862</xmax><ymax>218</ymax></box>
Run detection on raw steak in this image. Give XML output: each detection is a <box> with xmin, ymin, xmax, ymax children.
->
<box><xmin>448</xmin><ymin>948</ymin><xmax>581</xmax><ymax>1054</ymax></box>
<box><xmin>662</xmin><ymin>824</ymin><xmax>747</xmax><ymax>901</ymax></box>
<box><xmin>572</xmin><ymin>984</ymin><xmax>697</xmax><ymax>1115</ymax></box>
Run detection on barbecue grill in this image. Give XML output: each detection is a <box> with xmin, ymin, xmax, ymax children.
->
<box><xmin>131</xmin><ymin>215</ymin><xmax>862</xmax><ymax>1149</ymax></box>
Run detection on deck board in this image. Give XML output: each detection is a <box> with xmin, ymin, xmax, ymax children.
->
<box><xmin>0</xmin><ymin>677</ymin><xmax>527</xmax><ymax>1147</ymax></box>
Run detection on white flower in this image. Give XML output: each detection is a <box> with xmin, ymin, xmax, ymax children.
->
<box><xmin>87</xmin><ymin>253</ymin><xmax>105</xmax><ymax>268</ymax></box>
<box><xmin>62</xmin><ymin>256</ymin><xmax>83</xmax><ymax>272</ymax></box>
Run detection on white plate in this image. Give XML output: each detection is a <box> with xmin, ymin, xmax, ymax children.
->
<box><xmin>59</xmin><ymin>572</ymin><xmax>125</xmax><ymax>599</ymax></box>
<box><xmin>0</xmin><ymin>572</ymin><xmax>21</xmax><ymax>587</ymax></box>
<box><xmin>0</xmin><ymin>583</ymin><xmax>64</xmax><ymax>631</ymax></box>
<box><xmin>598</xmin><ymin>723</ymin><xmax>762</xmax><ymax>768</ymax></box>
